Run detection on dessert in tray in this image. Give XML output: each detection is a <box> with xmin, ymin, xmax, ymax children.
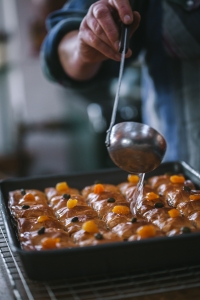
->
<box><xmin>8</xmin><ymin>172</ymin><xmax>200</xmax><ymax>251</ymax></box>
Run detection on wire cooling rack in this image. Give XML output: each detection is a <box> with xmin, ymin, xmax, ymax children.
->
<box><xmin>1</xmin><ymin>214</ymin><xmax>200</xmax><ymax>300</ymax></box>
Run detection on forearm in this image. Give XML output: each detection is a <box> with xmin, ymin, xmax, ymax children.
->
<box><xmin>58</xmin><ymin>30</ymin><xmax>102</xmax><ymax>81</ymax></box>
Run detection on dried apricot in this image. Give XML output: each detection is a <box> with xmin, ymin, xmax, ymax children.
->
<box><xmin>94</xmin><ymin>184</ymin><xmax>104</xmax><ymax>194</ymax></box>
<box><xmin>67</xmin><ymin>199</ymin><xmax>78</xmax><ymax>209</ymax></box>
<box><xmin>82</xmin><ymin>220</ymin><xmax>99</xmax><ymax>233</ymax></box>
<box><xmin>112</xmin><ymin>206</ymin><xmax>130</xmax><ymax>214</ymax></box>
<box><xmin>128</xmin><ymin>174</ymin><xmax>139</xmax><ymax>184</ymax></box>
<box><xmin>170</xmin><ymin>175</ymin><xmax>185</xmax><ymax>184</ymax></box>
<box><xmin>145</xmin><ymin>192</ymin><xmax>159</xmax><ymax>201</ymax></box>
<box><xmin>22</xmin><ymin>193</ymin><xmax>35</xmax><ymax>202</ymax></box>
<box><xmin>56</xmin><ymin>182</ymin><xmax>69</xmax><ymax>192</ymax></box>
<box><xmin>41</xmin><ymin>237</ymin><xmax>60</xmax><ymax>249</ymax></box>
<box><xmin>168</xmin><ymin>209</ymin><xmax>180</xmax><ymax>218</ymax></box>
<box><xmin>137</xmin><ymin>225</ymin><xmax>156</xmax><ymax>238</ymax></box>
<box><xmin>190</xmin><ymin>194</ymin><xmax>200</xmax><ymax>201</ymax></box>
<box><xmin>37</xmin><ymin>215</ymin><xmax>50</xmax><ymax>223</ymax></box>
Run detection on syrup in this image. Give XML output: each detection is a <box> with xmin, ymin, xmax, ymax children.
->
<box><xmin>130</xmin><ymin>173</ymin><xmax>145</xmax><ymax>215</ymax></box>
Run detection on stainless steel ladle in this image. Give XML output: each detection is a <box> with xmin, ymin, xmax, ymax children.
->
<box><xmin>105</xmin><ymin>25</ymin><xmax>167</xmax><ymax>174</ymax></box>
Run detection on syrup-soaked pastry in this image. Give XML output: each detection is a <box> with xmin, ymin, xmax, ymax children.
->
<box><xmin>103</xmin><ymin>212</ymin><xmax>132</xmax><ymax>229</ymax></box>
<box><xmin>155</xmin><ymin>176</ymin><xmax>195</xmax><ymax>207</ymax></box>
<box><xmin>163</xmin><ymin>216</ymin><xmax>195</xmax><ymax>236</ymax></box>
<box><xmin>133</xmin><ymin>189</ymin><xmax>168</xmax><ymax>216</ymax></box>
<box><xmin>148</xmin><ymin>174</ymin><xmax>195</xmax><ymax>189</ymax></box>
<box><xmin>55</xmin><ymin>205</ymin><xmax>98</xmax><ymax>222</ymax></box>
<box><xmin>63</xmin><ymin>215</ymin><xmax>99</xmax><ymax>235</ymax></box>
<box><xmin>21</xmin><ymin>228</ymin><xmax>75</xmax><ymax>250</ymax></box>
<box><xmin>102</xmin><ymin>205</ymin><xmax>133</xmax><ymax>229</ymax></box>
<box><xmin>121</xmin><ymin>185</ymin><xmax>138</xmax><ymax>203</ymax></box>
<box><xmin>8</xmin><ymin>189</ymin><xmax>47</xmax><ymax>208</ymax></box>
<box><xmin>128</xmin><ymin>224</ymin><xmax>165</xmax><ymax>241</ymax></box>
<box><xmin>49</xmin><ymin>194</ymin><xmax>87</xmax><ymax>212</ymax></box>
<box><xmin>8</xmin><ymin>172</ymin><xmax>200</xmax><ymax>251</ymax></box>
<box><xmin>167</xmin><ymin>226</ymin><xmax>198</xmax><ymax>237</ymax></box>
<box><xmin>143</xmin><ymin>207</ymin><xmax>173</xmax><ymax>229</ymax></box>
<box><xmin>188</xmin><ymin>211</ymin><xmax>200</xmax><ymax>229</ymax></box>
<box><xmin>17</xmin><ymin>216</ymin><xmax>63</xmax><ymax>238</ymax></box>
<box><xmin>118</xmin><ymin>182</ymin><xmax>138</xmax><ymax>196</ymax></box>
<box><xmin>92</xmin><ymin>200</ymin><xmax>129</xmax><ymax>218</ymax></box>
<box><xmin>144</xmin><ymin>207</ymin><xmax>194</xmax><ymax>234</ymax></box>
<box><xmin>177</xmin><ymin>199</ymin><xmax>200</xmax><ymax>217</ymax></box>
<box><xmin>10</xmin><ymin>204</ymin><xmax>55</xmax><ymax>220</ymax></box>
<box><xmin>125</xmin><ymin>185</ymin><xmax>155</xmax><ymax>205</ymax></box>
<box><xmin>149</xmin><ymin>173</ymin><xmax>194</xmax><ymax>192</ymax></box>
<box><xmin>112</xmin><ymin>219</ymin><xmax>151</xmax><ymax>240</ymax></box>
<box><xmin>86</xmin><ymin>190</ymin><xmax>126</xmax><ymax>207</ymax></box>
<box><xmin>72</xmin><ymin>219</ymin><xmax>108</xmax><ymax>243</ymax></box>
<box><xmin>117</xmin><ymin>174</ymin><xmax>141</xmax><ymax>196</ymax></box>
<box><xmin>81</xmin><ymin>183</ymin><xmax>119</xmax><ymax>198</ymax></box>
<box><xmin>162</xmin><ymin>187</ymin><xmax>192</xmax><ymax>207</ymax></box>
<box><xmin>45</xmin><ymin>181</ymin><xmax>80</xmax><ymax>202</ymax></box>
<box><xmin>134</xmin><ymin>201</ymin><xmax>165</xmax><ymax>217</ymax></box>
<box><xmin>147</xmin><ymin>174</ymin><xmax>171</xmax><ymax>190</ymax></box>
<box><xmin>78</xmin><ymin>231</ymin><xmax>123</xmax><ymax>247</ymax></box>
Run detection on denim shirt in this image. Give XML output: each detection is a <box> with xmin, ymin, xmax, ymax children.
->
<box><xmin>41</xmin><ymin>0</ymin><xmax>200</xmax><ymax>171</ymax></box>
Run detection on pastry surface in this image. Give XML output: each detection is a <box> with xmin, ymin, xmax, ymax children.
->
<box><xmin>8</xmin><ymin>173</ymin><xmax>200</xmax><ymax>251</ymax></box>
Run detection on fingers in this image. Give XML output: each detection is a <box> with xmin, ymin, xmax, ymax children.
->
<box><xmin>88</xmin><ymin>2</ymin><xmax>120</xmax><ymax>51</ymax></box>
<box><xmin>108</xmin><ymin>0</ymin><xmax>133</xmax><ymax>24</ymax></box>
<box><xmin>78</xmin><ymin>0</ymin><xmax>141</xmax><ymax>63</ymax></box>
<box><xmin>79</xmin><ymin>18</ymin><xmax>121</xmax><ymax>62</ymax></box>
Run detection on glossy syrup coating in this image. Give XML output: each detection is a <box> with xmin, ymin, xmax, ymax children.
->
<box><xmin>7</xmin><ymin>172</ymin><xmax>200</xmax><ymax>251</ymax></box>
<box><xmin>81</xmin><ymin>183</ymin><xmax>119</xmax><ymax>198</ymax></box>
<box><xmin>21</xmin><ymin>228</ymin><xmax>76</xmax><ymax>250</ymax></box>
<box><xmin>50</xmin><ymin>194</ymin><xmax>87</xmax><ymax>212</ymax></box>
<box><xmin>45</xmin><ymin>184</ymin><xmax>80</xmax><ymax>202</ymax></box>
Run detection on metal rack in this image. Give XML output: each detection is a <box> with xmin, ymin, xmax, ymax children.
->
<box><xmin>1</xmin><ymin>214</ymin><xmax>200</xmax><ymax>300</ymax></box>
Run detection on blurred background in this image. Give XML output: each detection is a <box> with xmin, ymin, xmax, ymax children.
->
<box><xmin>0</xmin><ymin>0</ymin><xmax>142</xmax><ymax>179</ymax></box>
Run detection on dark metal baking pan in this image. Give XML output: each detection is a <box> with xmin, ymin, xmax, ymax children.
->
<box><xmin>1</xmin><ymin>161</ymin><xmax>200</xmax><ymax>281</ymax></box>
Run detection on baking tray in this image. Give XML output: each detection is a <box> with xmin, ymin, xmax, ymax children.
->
<box><xmin>1</xmin><ymin>161</ymin><xmax>200</xmax><ymax>281</ymax></box>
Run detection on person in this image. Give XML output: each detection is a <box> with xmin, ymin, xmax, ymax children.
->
<box><xmin>41</xmin><ymin>0</ymin><xmax>200</xmax><ymax>173</ymax></box>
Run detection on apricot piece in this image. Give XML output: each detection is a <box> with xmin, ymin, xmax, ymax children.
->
<box><xmin>137</xmin><ymin>225</ymin><xmax>156</xmax><ymax>238</ymax></box>
<box><xmin>94</xmin><ymin>184</ymin><xmax>104</xmax><ymax>194</ymax></box>
<box><xmin>67</xmin><ymin>199</ymin><xmax>78</xmax><ymax>209</ymax></box>
<box><xmin>23</xmin><ymin>193</ymin><xmax>35</xmax><ymax>202</ymax></box>
<box><xmin>82</xmin><ymin>220</ymin><xmax>99</xmax><ymax>233</ymax></box>
<box><xmin>170</xmin><ymin>175</ymin><xmax>185</xmax><ymax>184</ymax></box>
<box><xmin>56</xmin><ymin>182</ymin><xmax>69</xmax><ymax>192</ymax></box>
<box><xmin>128</xmin><ymin>174</ymin><xmax>139</xmax><ymax>184</ymax></box>
<box><xmin>190</xmin><ymin>194</ymin><xmax>200</xmax><ymax>201</ymax></box>
<box><xmin>37</xmin><ymin>215</ymin><xmax>50</xmax><ymax>222</ymax></box>
<box><xmin>145</xmin><ymin>192</ymin><xmax>159</xmax><ymax>201</ymax></box>
<box><xmin>41</xmin><ymin>237</ymin><xmax>60</xmax><ymax>249</ymax></box>
<box><xmin>112</xmin><ymin>205</ymin><xmax>130</xmax><ymax>214</ymax></box>
<box><xmin>168</xmin><ymin>209</ymin><xmax>180</xmax><ymax>218</ymax></box>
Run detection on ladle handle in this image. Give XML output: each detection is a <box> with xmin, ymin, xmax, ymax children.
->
<box><xmin>119</xmin><ymin>24</ymin><xmax>130</xmax><ymax>54</ymax></box>
<box><xmin>105</xmin><ymin>24</ymin><xmax>130</xmax><ymax>147</ymax></box>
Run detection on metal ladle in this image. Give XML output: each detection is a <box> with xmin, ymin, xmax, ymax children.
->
<box><xmin>105</xmin><ymin>25</ymin><xmax>167</xmax><ymax>174</ymax></box>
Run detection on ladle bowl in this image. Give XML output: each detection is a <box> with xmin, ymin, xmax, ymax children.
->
<box><xmin>107</xmin><ymin>122</ymin><xmax>167</xmax><ymax>174</ymax></box>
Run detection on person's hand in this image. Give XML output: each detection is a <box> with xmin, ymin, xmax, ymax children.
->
<box><xmin>77</xmin><ymin>0</ymin><xmax>141</xmax><ymax>64</ymax></box>
<box><xmin>58</xmin><ymin>0</ymin><xmax>141</xmax><ymax>81</ymax></box>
